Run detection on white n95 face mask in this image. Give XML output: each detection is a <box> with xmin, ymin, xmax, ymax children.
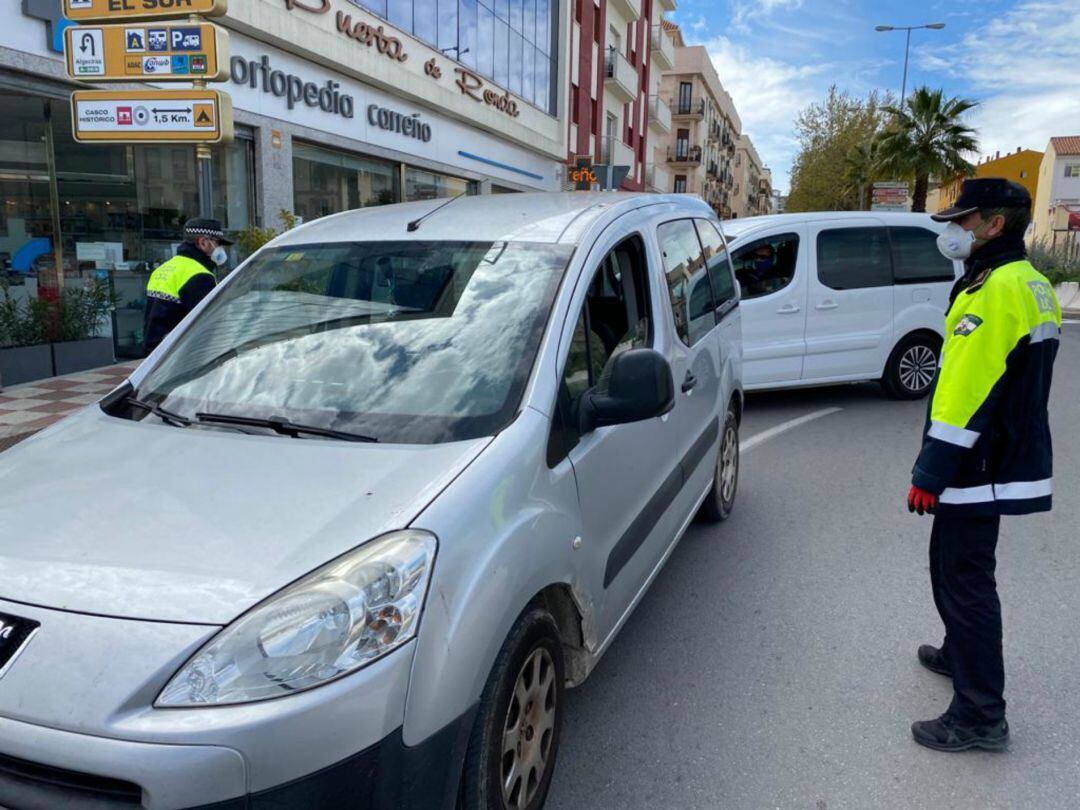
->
<box><xmin>936</xmin><ymin>222</ymin><xmax>975</xmax><ymax>260</ymax></box>
<box><xmin>211</xmin><ymin>245</ymin><xmax>229</xmax><ymax>266</ymax></box>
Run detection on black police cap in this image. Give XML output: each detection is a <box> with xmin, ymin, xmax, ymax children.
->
<box><xmin>931</xmin><ymin>177</ymin><xmax>1031</xmax><ymax>222</ymax></box>
<box><xmin>183</xmin><ymin>217</ymin><xmax>234</xmax><ymax>245</ymax></box>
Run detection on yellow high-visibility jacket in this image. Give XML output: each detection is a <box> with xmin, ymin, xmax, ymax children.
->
<box><xmin>912</xmin><ymin>256</ymin><xmax>1061</xmax><ymax>516</ymax></box>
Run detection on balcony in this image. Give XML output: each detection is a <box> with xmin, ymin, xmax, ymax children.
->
<box><xmin>646</xmin><ymin>162</ymin><xmax>670</xmax><ymax>193</ymax></box>
<box><xmin>605</xmin><ymin>49</ymin><xmax>638</xmax><ymax>105</ymax></box>
<box><xmin>602</xmin><ymin>136</ymin><xmax>636</xmax><ymax>171</ymax></box>
<box><xmin>650</xmin><ymin>25</ymin><xmax>675</xmax><ymax>71</ymax></box>
<box><xmin>608</xmin><ymin>0</ymin><xmax>641</xmax><ymax>22</ymax></box>
<box><xmin>707</xmin><ymin>161</ymin><xmax>719</xmax><ymax>178</ymax></box>
<box><xmin>648</xmin><ymin>95</ymin><xmax>671</xmax><ymax>134</ymax></box>
<box><xmin>657</xmin><ymin>0</ymin><xmax>676</xmax><ymax>11</ymax></box>
<box><xmin>667</xmin><ymin>145</ymin><xmax>702</xmax><ymax>165</ymax></box>
<box><xmin>671</xmin><ymin>98</ymin><xmax>705</xmax><ymax>119</ymax></box>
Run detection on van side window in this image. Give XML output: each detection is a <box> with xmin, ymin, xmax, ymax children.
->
<box><xmin>816</xmin><ymin>227</ymin><xmax>892</xmax><ymax>290</ymax></box>
<box><xmin>694</xmin><ymin>219</ymin><xmax>737</xmax><ymax>310</ymax></box>
<box><xmin>657</xmin><ymin>219</ymin><xmax>713</xmax><ymax>346</ymax></box>
<box><xmin>889</xmin><ymin>226</ymin><xmax>956</xmax><ymax>283</ymax></box>
<box><xmin>549</xmin><ymin>235</ymin><xmax>653</xmax><ymax>465</ymax></box>
<box><xmin>730</xmin><ymin>232</ymin><xmax>799</xmax><ymax>300</ymax></box>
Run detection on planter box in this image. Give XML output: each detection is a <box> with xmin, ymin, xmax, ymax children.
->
<box><xmin>52</xmin><ymin>337</ymin><xmax>115</xmax><ymax>377</ymax></box>
<box><xmin>0</xmin><ymin>344</ymin><xmax>54</xmax><ymax>388</ymax></box>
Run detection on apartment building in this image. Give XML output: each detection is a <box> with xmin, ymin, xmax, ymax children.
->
<box><xmin>652</xmin><ymin>33</ymin><xmax>741</xmax><ymax>216</ymax></box>
<box><xmin>731</xmin><ymin>135</ymin><xmax>771</xmax><ymax>218</ymax></box>
<box><xmin>928</xmin><ymin>147</ymin><xmax>1043</xmax><ymax>214</ymax></box>
<box><xmin>565</xmin><ymin>0</ymin><xmax>676</xmax><ymax>190</ymax></box>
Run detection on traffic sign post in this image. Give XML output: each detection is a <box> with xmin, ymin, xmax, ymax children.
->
<box><xmin>71</xmin><ymin>89</ymin><xmax>232</xmax><ymax>143</ymax></box>
<box><xmin>64</xmin><ymin>0</ymin><xmax>232</xmax><ymax>223</ymax></box>
<box><xmin>62</xmin><ymin>0</ymin><xmax>227</xmax><ymax>23</ymax></box>
<box><xmin>65</xmin><ymin>22</ymin><xmax>229</xmax><ymax>82</ymax></box>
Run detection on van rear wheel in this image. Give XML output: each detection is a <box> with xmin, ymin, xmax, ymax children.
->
<box><xmin>882</xmin><ymin>334</ymin><xmax>940</xmax><ymax>400</ymax></box>
<box><xmin>460</xmin><ymin>606</ymin><xmax>565</xmax><ymax>810</ymax></box>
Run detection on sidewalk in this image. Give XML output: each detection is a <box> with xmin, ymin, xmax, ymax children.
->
<box><xmin>0</xmin><ymin>361</ymin><xmax>140</xmax><ymax>451</ymax></box>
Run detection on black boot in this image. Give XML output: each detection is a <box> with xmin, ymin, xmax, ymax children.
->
<box><xmin>911</xmin><ymin>714</ymin><xmax>1009</xmax><ymax>752</ymax></box>
<box><xmin>917</xmin><ymin>644</ymin><xmax>951</xmax><ymax>677</ymax></box>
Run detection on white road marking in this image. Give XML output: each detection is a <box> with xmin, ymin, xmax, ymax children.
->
<box><xmin>1062</xmin><ymin>319</ymin><xmax>1079</xmax><ymax>325</ymax></box>
<box><xmin>742</xmin><ymin>407</ymin><xmax>844</xmax><ymax>452</ymax></box>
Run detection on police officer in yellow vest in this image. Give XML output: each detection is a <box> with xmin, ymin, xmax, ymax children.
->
<box><xmin>907</xmin><ymin>178</ymin><xmax>1061</xmax><ymax>751</ymax></box>
<box><xmin>143</xmin><ymin>218</ymin><xmax>231</xmax><ymax>353</ymax></box>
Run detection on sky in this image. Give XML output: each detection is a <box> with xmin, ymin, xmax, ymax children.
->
<box><xmin>669</xmin><ymin>0</ymin><xmax>1080</xmax><ymax>194</ymax></box>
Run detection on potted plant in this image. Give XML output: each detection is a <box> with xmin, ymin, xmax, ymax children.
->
<box><xmin>0</xmin><ymin>278</ymin><xmax>52</xmax><ymax>388</ymax></box>
<box><xmin>49</xmin><ymin>279</ymin><xmax>118</xmax><ymax>376</ymax></box>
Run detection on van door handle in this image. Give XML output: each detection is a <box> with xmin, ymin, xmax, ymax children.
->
<box><xmin>776</xmin><ymin>303</ymin><xmax>800</xmax><ymax>314</ymax></box>
<box><xmin>681</xmin><ymin>371</ymin><xmax>698</xmax><ymax>393</ymax></box>
<box><xmin>815</xmin><ymin>300</ymin><xmax>838</xmax><ymax>310</ymax></box>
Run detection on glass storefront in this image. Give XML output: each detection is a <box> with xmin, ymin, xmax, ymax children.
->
<box><xmin>354</xmin><ymin>0</ymin><xmax>556</xmax><ymax>114</ymax></box>
<box><xmin>0</xmin><ymin>89</ymin><xmax>254</xmax><ymax>358</ymax></box>
<box><xmin>292</xmin><ymin>142</ymin><xmax>478</xmax><ymax>218</ymax></box>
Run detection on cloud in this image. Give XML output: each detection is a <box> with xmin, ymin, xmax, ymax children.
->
<box><xmin>731</xmin><ymin>0</ymin><xmax>804</xmax><ymax>33</ymax></box>
<box><xmin>701</xmin><ymin>34</ymin><xmax>833</xmax><ymax>192</ymax></box>
<box><xmin>915</xmin><ymin>1</ymin><xmax>1080</xmax><ymax>160</ymax></box>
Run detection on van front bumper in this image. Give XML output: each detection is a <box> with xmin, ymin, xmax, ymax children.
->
<box><xmin>0</xmin><ymin>705</ymin><xmax>476</xmax><ymax>810</ymax></box>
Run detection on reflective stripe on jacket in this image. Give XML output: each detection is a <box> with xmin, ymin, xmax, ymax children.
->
<box><xmin>912</xmin><ymin>258</ymin><xmax>1061</xmax><ymax>516</ymax></box>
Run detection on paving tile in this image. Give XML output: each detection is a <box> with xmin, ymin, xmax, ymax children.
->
<box><xmin>0</xmin><ymin>387</ymin><xmax>52</xmax><ymax>399</ymax></box>
<box><xmin>65</xmin><ymin>383</ymin><xmax>116</xmax><ymax>394</ymax></box>
<box><xmin>33</xmin><ymin>379</ymin><xmax>83</xmax><ymax>390</ymax></box>
<box><xmin>60</xmin><ymin>373</ymin><xmax>111</xmax><ymax>383</ymax></box>
<box><xmin>32</xmin><ymin>401</ymin><xmax>83</xmax><ymax>414</ymax></box>
<box><xmin>0</xmin><ymin>399</ymin><xmax>52</xmax><ymax>411</ymax></box>
<box><xmin>0</xmin><ymin>410</ymin><xmax>51</xmax><ymax>426</ymax></box>
<box><xmin>58</xmin><ymin>393</ymin><xmax>101</xmax><ymax>405</ymax></box>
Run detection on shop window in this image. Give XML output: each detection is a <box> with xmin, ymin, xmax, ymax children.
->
<box><xmin>292</xmin><ymin>142</ymin><xmax>400</xmax><ymax>223</ymax></box>
<box><xmin>404</xmin><ymin>167</ymin><xmax>479</xmax><ymax>201</ymax></box>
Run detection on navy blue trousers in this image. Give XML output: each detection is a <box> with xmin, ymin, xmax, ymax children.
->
<box><xmin>929</xmin><ymin>513</ymin><xmax>1006</xmax><ymax>725</ymax></box>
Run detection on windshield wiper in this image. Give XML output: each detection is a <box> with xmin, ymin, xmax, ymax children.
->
<box><xmin>194</xmin><ymin>412</ymin><xmax>379</xmax><ymax>442</ymax></box>
<box><xmin>125</xmin><ymin>395</ymin><xmax>192</xmax><ymax>428</ymax></box>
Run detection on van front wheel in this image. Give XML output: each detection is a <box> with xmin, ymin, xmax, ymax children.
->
<box><xmin>882</xmin><ymin>334</ymin><xmax>940</xmax><ymax>400</ymax></box>
<box><xmin>460</xmin><ymin>606</ymin><xmax>565</xmax><ymax>810</ymax></box>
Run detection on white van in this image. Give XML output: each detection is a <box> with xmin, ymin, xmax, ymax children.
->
<box><xmin>722</xmin><ymin>212</ymin><xmax>963</xmax><ymax>399</ymax></box>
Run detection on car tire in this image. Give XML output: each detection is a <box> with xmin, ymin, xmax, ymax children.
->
<box><xmin>882</xmin><ymin>334</ymin><xmax>940</xmax><ymax>400</ymax></box>
<box><xmin>459</xmin><ymin>606</ymin><xmax>565</xmax><ymax>810</ymax></box>
<box><xmin>697</xmin><ymin>407</ymin><xmax>739</xmax><ymax>522</ymax></box>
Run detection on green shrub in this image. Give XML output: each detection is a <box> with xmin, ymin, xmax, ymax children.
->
<box><xmin>0</xmin><ymin>277</ymin><xmax>115</xmax><ymax>348</ymax></box>
<box><xmin>1028</xmin><ymin>239</ymin><xmax>1080</xmax><ymax>285</ymax></box>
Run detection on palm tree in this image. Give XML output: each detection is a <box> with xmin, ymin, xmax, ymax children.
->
<box><xmin>875</xmin><ymin>87</ymin><xmax>979</xmax><ymax>212</ymax></box>
<box><xmin>843</xmin><ymin>140</ymin><xmax>879</xmax><ymax>210</ymax></box>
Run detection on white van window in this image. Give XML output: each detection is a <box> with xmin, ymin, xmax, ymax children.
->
<box><xmin>889</xmin><ymin>226</ymin><xmax>955</xmax><ymax>284</ymax></box>
<box><xmin>694</xmin><ymin>219</ymin><xmax>737</xmax><ymax>309</ymax></box>
<box><xmin>657</xmin><ymin>219</ymin><xmax>713</xmax><ymax>346</ymax></box>
<box><xmin>730</xmin><ymin>232</ymin><xmax>799</xmax><ymax>300</ymax></box>
<box><xmin>816</xmin><ymin>227</ymin><xmax>892</xmax><ymax>290</ymax></box>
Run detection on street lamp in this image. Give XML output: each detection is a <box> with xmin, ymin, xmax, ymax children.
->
<box><xmin>875</xmin><ymin>23</ymin><xmax>946</xmax><ymax>107</ymax></box>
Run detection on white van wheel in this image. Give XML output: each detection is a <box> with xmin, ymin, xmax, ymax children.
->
<box><xmin>882</xmin><ymin>335</ymin><xmax>940</xmax><ymax>400</ymax></box>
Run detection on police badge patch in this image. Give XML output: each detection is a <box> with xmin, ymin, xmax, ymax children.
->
<box><xmin>954</xmin><ymin>314</ymin><xmax>983</xmax><ymax>336</ymax></box>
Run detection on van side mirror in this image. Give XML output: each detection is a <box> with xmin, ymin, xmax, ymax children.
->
<box><xmin>579</xmin><ymin>349</ymin><xmax>675</xmax><ymax>434</ymax></box>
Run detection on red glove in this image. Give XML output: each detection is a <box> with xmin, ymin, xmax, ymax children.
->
<box><xmin>908</xmin><ymin>486</ymin><xmax>938</xmax><ymax>516</ymax></box>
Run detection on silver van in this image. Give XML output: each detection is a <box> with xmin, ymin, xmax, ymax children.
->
<box><xmin>0</xmin><ymin>192</ymin><xmax>743</xmax><ymax>809</ymax></box>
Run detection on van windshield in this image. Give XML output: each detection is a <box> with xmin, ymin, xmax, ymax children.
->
<box><xmin>132</xmin><ymin>241</ymin><xmax>572</xmax><ymax>443</ymax></box>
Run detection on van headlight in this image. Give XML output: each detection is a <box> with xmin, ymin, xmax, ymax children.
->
<box><xmin>157</xmin><ymin>530</ymin><xmax>437</xmax><ymax>707</ymax></box>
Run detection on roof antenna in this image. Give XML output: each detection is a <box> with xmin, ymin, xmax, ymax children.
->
<box><xmin>407</xmin><ymin>192</ymin><xmax>469</xmax><ymax>232</ymax></box>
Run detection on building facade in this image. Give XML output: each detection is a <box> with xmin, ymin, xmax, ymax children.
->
<box><xmin>731</xmin><ymin>134</ymin><xmax>770</xmax><ymax>218</ymax></box>
<box><xmin>929</xmin><ymin>147</ymin><xmax>1043</xmax><ymax>215</ymax></box>
<box><xmin>652</xmin><ymin>38</ymin><xmax>740</xmax><ymax>217</ymax></box>
<box><xmin>1031</xmin><ymin>136</ymin><xmax>1080</xmax><ymax>254</ymax></box>
<box><xmin>564</xmin><ymin>0</ymin><xmax>674</xmax><ymax>190</ymax></box>
<box><xmin>6</xmin><ymin>0</ymin><xmax>571</xmax><ymax>356</ymax></box>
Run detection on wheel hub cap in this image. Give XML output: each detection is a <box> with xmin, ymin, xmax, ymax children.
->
<box><xmin>899</xmin><ymin>345</ymin><xmax>937</xmax><ymax>392</ymax></box>
<box><xmin>501</xmin><ymin>648</ymin><xmax>557</xmax><ymax>809</ymax></box>
<box><xmin>719</xmin><ymin>424</ymin><xmax>738</xmax><ymax>503</ymax></box>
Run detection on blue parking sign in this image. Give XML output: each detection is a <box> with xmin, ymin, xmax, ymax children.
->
<box><xmin>170</xmin><ymin>27</ymin><xmax>202</xmax><ymax>52</ymax></box>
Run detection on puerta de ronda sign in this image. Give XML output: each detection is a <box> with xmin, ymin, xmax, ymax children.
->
<box><xmin>284</xmin><ymin>0</ymin><xmax>522</xmax><ymax>119</ymax></box>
